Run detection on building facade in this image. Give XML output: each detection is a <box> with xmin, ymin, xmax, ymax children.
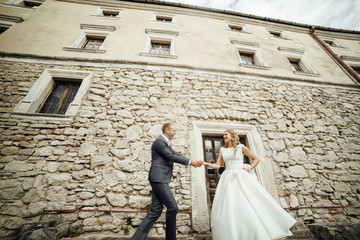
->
<box><xmin>0</xmin><ymin>0</ymin><xmax>359</xmax><ymax>238</ymax></box>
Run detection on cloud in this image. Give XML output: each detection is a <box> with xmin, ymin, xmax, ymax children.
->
<box><xmin>164</xmin><ymin>0</ymin><xmax>360</xmax><ymax>30</ymax></box>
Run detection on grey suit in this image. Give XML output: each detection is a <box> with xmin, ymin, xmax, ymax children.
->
<box><xmin>131</xmin><ymin>135</ymin><xmax>189</xmax><ymax>240</ymax></box>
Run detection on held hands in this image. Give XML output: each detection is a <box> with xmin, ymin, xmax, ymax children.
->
<box><xmin>190</xmin><ymin>159</ymin><xmax>204</xmax><ymax>168</ymax></box>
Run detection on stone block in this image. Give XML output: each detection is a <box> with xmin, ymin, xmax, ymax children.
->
<box><xmin>1</xmin><ymin>147</ymin><xmax>20</xmax><ymax>156</ymax></box>
<box><xmin>102</xmin><ymin>168</ymin><xmax>127</xmax><ymax>187</ymax></box>
<box><xmin>288</xmin><ymin>165</ymin><xmax>308</xmax><ymax>178</ymax></box>
<box><xmin>308</xmin><ymin>222</ymin><xmax>360</xmax><ymax>240</ymax></box>
<box><xmin>90</xmin><ymin>155</ymin><xmax>112</xmax><ymax>169</ymax></box>
<box><xmin>4</xmin><ymin>161</ymin><xmax>34</xmax><ymax>172</ymax></box>
<box><xmin>289</xmin><ymin>195</ymin><xmax>299</xmax><ymax>208</ymax></box>
<box><xmin>79</xmin><ymin>192</ymin><xmax>95</xmax><ymax>200</ymax></box>
<box><xmin>289</xmin><ymin>147</ymin><xmax>307</xmax><ymax>161</ymax></box>
<box><xmin>78</xmin><ymin>142</ymin><xmax>97</xmax><ymax>157</ymax></box>
<box><xmin>129</xmin><ymin>196</ymin><xmax>151</xmax><ymax>209</ymax></box>
<box><xmin>126</xmin><ymin>125</ymin><xmax>143</xmax><ymax>141</ymax></box>
<box><xmin>269</xmin><ymin>140</ymin><xmax>285</xmax><ymax>151</ymax></box>
<box><xmin>46</xmin><ymin>186</ymin><xmax>67</xmax><ymax>202</ymax></box>
<box><xmin>46</xmin><ymin>173</ymin><xmax>72</xmax><ymax>185</ymax></box>
<box><xmin>34</xmin><ymin>147</ymin><xmax>53</xmax><ymax>157</ymax></box>
<box><xmin>107</xmin><ymin>193</ymin><xmax>127</xmax><ymax>207</ymax></box>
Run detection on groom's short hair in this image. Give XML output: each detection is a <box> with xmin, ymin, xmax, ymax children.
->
<box><xmin>162</xmin><ymin>123</ymin><xmax>173</xmax><ymax>133</ymax></box>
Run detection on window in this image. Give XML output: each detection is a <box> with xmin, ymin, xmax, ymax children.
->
<box><xmin>150</xmin><ymin>41</ymin><xmax>170</xmax><ymax>55</ymax></box>
<box><xmin>39</xmin><ymin>79</ymin><xmax>81</xmax><ymax>115</ymax></box>
<box><xmin>279</xmin><ymin>47</ymin><xmax>319</xmax><ymax>76</ymax></box>
<box><xmin>322</xmin><ymin>38</ymin><xmax>345</xmax><ymax>48</ymax></box>
<box><xmin>0</xmin><ymin>14</ymin><xmax>24</xmax><ymax>34</ymax></box>
<box><xmin>0</xmin><ymin>15</ymin><xmax>23</xmax><ymax>35</ymax></box>
<box><xmin>23</xmin><ymin>0</ymin><xmax>41</xmax><ymax>8</ymax></box>
<box><xmin>324</xmin><ymin>40</ymin><xmax>334</xmax><ymax>46</ymax></box>
<box><xmin>229</xmin><ymin>25</ymin><xmax>242</xmax><ymax>31</ymax></box>
<box><xmin>203</xmin><ymin>136</ymin><xmax>224</xmax><ymax>207</ymax></box>
<box><xmin>227</xmin><ymin>23</ymin><xmax>250</xmax><ymax>33</ymax></box>
<box><xmin>3</xmin><ymin>0</ymin><xmax>44</xmax><ymax>8</ymax></box>
<box><xmin>141</xmin><ymin>29</ymin><xmax>178</xmax><ymax>58</ymax></box>
<box><xmin>151</xmin><ymin>13</ymin><xmax>176</xmax><ymax>24</ymax></box>
<box><xmin>13</xmin><ymin>69</ymin><xmax>92</xmax><ymax>120</ymax></box>
<box><xmin>286</xmin><ymin>56</ymin><xmax>313</xmax><ymax>74</ymax></box>
<box><xmin>82</xmin><ymin>37</ymin><xmax>104</xmax><ymax>50</ymax></box>
<box><xmin>0</xmin><ymin>26</ymin><xmax>8</xmax><ymax>34</ymax></box>
<box><xmin>63</xmin><ymin>24</ymin><xmax>115</xmax><ymax>53</ymax></box>
<box><xmin>239</xmin><ymin>52</ymin><xmax>255</xmax><ymax>65</ymax></box>
<box><xmin>269</xmin><ymin>31</ymin><xmax>281</xmax><ymax>38</ymax></box>
<box><xmin>231</xmin><ymin>40</ymin><xmax>269</xmax><ymax>69</ymax></box>
<box><xmin>340</xmin><ymin>56</ymin><xmax>360</xmax><ymax>76</ymax></box>
<box><xmin>203</xmin><ymin>135</ymin><xmax>249</xmax><ymax>208</ymax></box>
<box><xmin>268</xmin><ymin>29</ymin><xmax>290</xmax><ymax>40</ymax></box>
<box><xmin>289</xmin><ymin>59</ymin><xmax>303</xmax><ymax>72</ymax></box>
<box><xmin>103</xmin><ymin>10</ymin><xmax>119</xmax><ymax>17</ymax></box>
<box><xmin>92</xmin><ymin>7</ymin><xmax>122</xmax><ymax>19</ymax></box>
<box><xmin>156</xmin><ymin>16</ymin><xmax>172</xmax><ymax>22</ymax></box>
<box><xmin>351</xmin><ymin>66</ymin><xmax>360</xmax><ymax>75</ymax></box>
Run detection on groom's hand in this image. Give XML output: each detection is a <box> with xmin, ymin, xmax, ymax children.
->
<box><xmin>190</xmin><ymin>159</ymin><xmax>203</xmax><ymax>167</ymax></box>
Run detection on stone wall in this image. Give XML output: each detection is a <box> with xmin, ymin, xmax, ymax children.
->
<box><xmin>0</xmin><ymin>59</ymin><xmax>359</xmax><ymax>238</ymax></box>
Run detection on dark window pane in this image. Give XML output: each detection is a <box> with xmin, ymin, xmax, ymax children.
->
<box><xmin>151</xmin><ymin>42</ymin><xmax>170</xmax><ymax>55</ymax></box>
<box><xmin>205</xmin><ymin>152</ymin><xmax>213</xmax><ymax>162</ymax></box>
<box><xmin>39</xmin><ymin>79</ymin><xmax>81</xmax><ymax>115</ymax></box>
<box><xmin>103</xmin><ymin>11</ymin><xmax>119</xmax><ymax>17</ymax></box>
<box><xmin>214</xmin><ymin>141</ymin><xmax>222</xmax><ymax>149</ymax></box>
<box><xmin>24</xmin><ymin>0</ymin><xmax>42</xmax><ymax>8</ymax></box>
<box><xmin>83</xmin><ymin>38</ymin><xmax>104</xmax><ymax>50</ymax></box>
<box><xmin>230</xmin><ymin>26</ymin><xmax>242</xmax><ymax>31</ymax></box>
<box><xmin>351</xmin><ymin>66</ymin><xmax>360</xmax><ymax>75</ymax></box>
<box><xmin>270</xmin><ymin>31</ymin><xmax>281</xmax><ymax>37</ymax></box>
<box><xmin>205</xmin><ymin>140</ymin><xmax>212</xmax><ymax>149</ymax></box>
<box><xmin>156</xmin><ymin>16</ymin><xmax>172</xmax><ymax>22</ymax></box>
<box><xmin>0</xmin><ymin>26</ymin><xmax>8</xmax><ymax>34</ymax></box>
<box><xmin>240</xmin><ymin>52</ymin><xmax>255</xmax><ymax>65</ymax></box>
<box><xmin>290</xmin><ymin>60</ymin><xmax>303</xmax><ymax>72</ymax></box>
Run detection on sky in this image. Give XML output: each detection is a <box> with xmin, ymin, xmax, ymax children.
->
<box><xmin>164</xmin><ymin>0</ymin><xmax>360</xmax><ymax>31</ymax></box>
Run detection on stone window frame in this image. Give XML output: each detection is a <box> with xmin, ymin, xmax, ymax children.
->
<box><xmin>278</xmin><ymin>47</ymin><xmax>320</xmax><ymax>77</ymax></box>
<box><xmin>150</xmin><ymin>12</ymin><xmax>177</xmax><ymax>24</ymax></box>
<box><xmin>226</xmin><ymin>22</ymin><xmax>251</xmax><ymax>34</ymax></box>
<box><xmin>322</xmin><ymin>38</ymin><xmax>346</xmax><ymax>48</ymax></box>
<box><xmin>140</xmin><ymin>29</ymin><xmax>179</xmax><ymax>58</ymax></box>
<box><xmin>2</xmin><ymin>0</ymin><xmax>44</xmax><ymax>9</ymax></box>
<box><xmin>267</xmin><ymin>29</ymin><xmax>291</xmax><ymax>40</ymax></box>
<box><xmin>340</xmin><ymin>55</ymin><xmax>360</xmax><ymax>75</ymax></box>
<box><xmin>63</xmin><ymin>24</ymin><xmax>116</xmax><ymax>53</ymax></box>
<box><xmin>91</xmin><ymin>6</ymin><xmax>123</xmax><ymax>19</ymax></box>
<box><xmin>0</xmin><ymin>14</ymin><xmax>23</xmax><ymax>34</ymax></box>
<box><xmin>190</xmin><ymin>121</ymin><xmax>278</xmax><ymax>232</ymax></box>
<box><xmin>231</xmin><ymin>40</ymin><xmax>270</xmax><ymax>70</ymax></box>
<box><xmin>12</xmin><ymin>69</ymin><xmax>93</xmax><ymax>120</ymax></box>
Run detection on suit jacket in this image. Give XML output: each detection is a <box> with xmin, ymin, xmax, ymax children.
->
<box><xmin>148</xmin><ymin>135</ymin><xmax>189</xmax><ymax>183</ymax></box>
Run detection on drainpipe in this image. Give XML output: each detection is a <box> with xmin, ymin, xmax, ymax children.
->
<box><xmin>310</xmin><ymin>25</ymin><xmax>360</xmax><ymax>84</ymax></box>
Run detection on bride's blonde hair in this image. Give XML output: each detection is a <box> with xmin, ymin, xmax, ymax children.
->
<box><xmin>224</xmin><ymin>129</ymin><xmax>240</xmax><ymax>155</ymax></box>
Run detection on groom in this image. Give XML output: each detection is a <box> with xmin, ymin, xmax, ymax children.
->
<box><xmin>131</xmin><ymin>123</ymin><xmax>203</xmax><ymax>240</ymax></box>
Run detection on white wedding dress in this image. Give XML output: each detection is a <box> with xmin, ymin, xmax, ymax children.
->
<box><xmin>211</xmin><ymin>145</ymin><xmax>296</xmax><ymax>240</ymax></box>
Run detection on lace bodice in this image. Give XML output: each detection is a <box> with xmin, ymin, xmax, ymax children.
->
<box><xmin>221</xmin><ymin>145</ymin><xmax>244</xmax><ymax>169</ymax></box>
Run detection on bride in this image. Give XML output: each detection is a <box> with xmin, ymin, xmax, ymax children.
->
<box><xmin>203</xmin><ymin>129</ymin><xmax>296</xmax><ymax>240</ymax></box>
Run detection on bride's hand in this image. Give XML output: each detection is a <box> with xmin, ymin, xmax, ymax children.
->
<box><xmin>243</xmin><ymin>167</ymin><xmax>250</xmax><ymax>172</ymax></box>
<box><xmin>203</xmin><ymin>162</ymin><xmax>210</xmax><ymax>167</ymax></box>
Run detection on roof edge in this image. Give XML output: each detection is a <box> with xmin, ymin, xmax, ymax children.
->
<box><xmin>120</xmin><ymin>0</ymin><xmax>360</xmax><ymax>34</ymax></box>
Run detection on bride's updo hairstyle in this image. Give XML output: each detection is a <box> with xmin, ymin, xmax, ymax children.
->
<box><xmin>224</xmin><ymin>129</ymin><xmax>240</xmax><ymax>155</ymax></box>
